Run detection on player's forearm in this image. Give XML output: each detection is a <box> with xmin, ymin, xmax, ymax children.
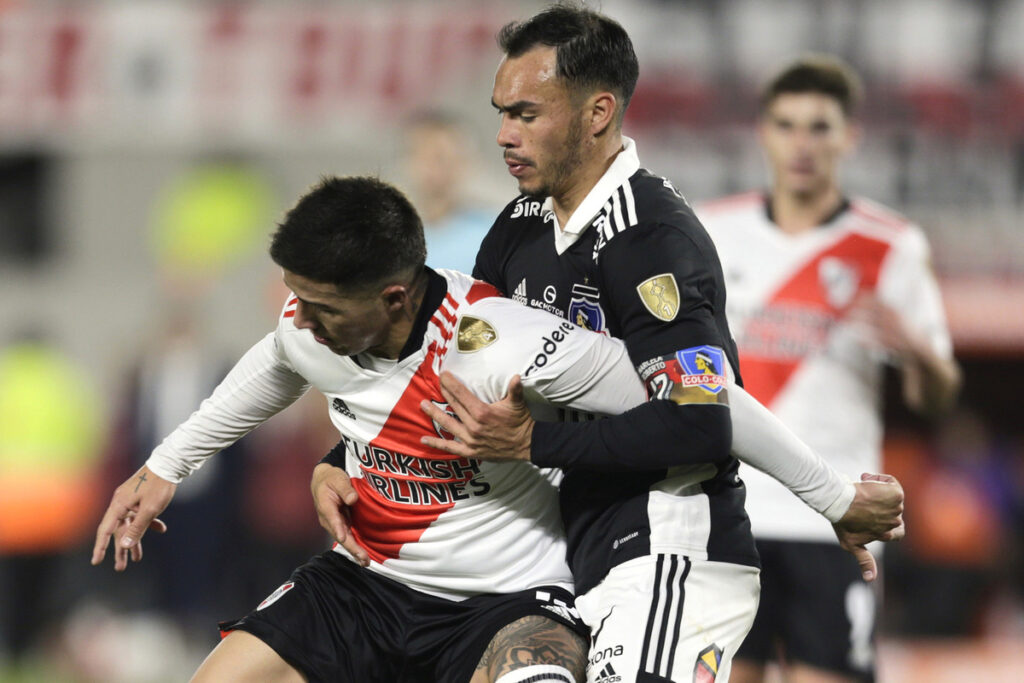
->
<box><xmin>729</xmin><ymin>384</ymin><xmax>854</xmax><ymax>522</ymax></box>
<box><xmin>146</xmin><ymin>334</ymin><xmax>309</xmax><ymax>483</ymax></box>
<box><xmin>901</xmin><ymin>346</ymin><xmax>961</xmax><ymax>416</ymax></box>
<box><xmin>531</xmin><ymin>399</ymin><xmax>731</xmax><ymax>471</ymax></box>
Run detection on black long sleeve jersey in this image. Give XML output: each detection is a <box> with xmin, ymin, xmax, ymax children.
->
<box><xmin>474</xmin><ymin>147</ymin><xmax>759</xmax><ymax>595</ymax></box>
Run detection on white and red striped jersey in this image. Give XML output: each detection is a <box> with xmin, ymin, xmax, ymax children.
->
<box><xmin>147</xmin><ymin>268</ymin><xmax>644</xmax><ymax>600</ymax></box>
<box><xmin>697</xmin><ymin>193</ymin><xmax>953</xmax><ymax>542</ymax></box>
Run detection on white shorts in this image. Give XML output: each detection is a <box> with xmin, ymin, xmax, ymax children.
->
<box><xmin>575</xmin><ymin>554</ymin><xmax>760</xmax><ymax>683</ymax></box>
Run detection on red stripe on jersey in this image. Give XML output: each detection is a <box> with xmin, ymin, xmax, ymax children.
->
<box><xmin>438</xmin><ymin>299</ymin><xmax>458</xmax><ymax>326</ymax></box>
<box><xmin>287</xmin><ymin>297</ymin><xmax>298</xmax><ymax>305</ymax></box>
<box><xmin>347</xmin><ymin>343</ymin><xmax>479</xmax><ymax>563</ymax></box>
<box><xmin>283</xmin><ymin>310</ymin><xmax>295</xmax><ymax>318</ymax></box>
<box><xmin>466</xmin><ymin>280</ymin><xmax>502</xmax><ymax>304</ymax></box>
<box><xmin>738</xmin><ymin>233</ymin><xmax>893</xmax><ymax>407</ymax></box>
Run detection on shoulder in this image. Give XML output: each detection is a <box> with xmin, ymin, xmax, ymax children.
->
<box><xmin>435</xmin><ymin>268</ymin><xmax>503</xmax><ymax>306</ymax></box>
<box><xmin>846</xmin><ymin>197</ymin><xmax>931</xmax><ymax>257</ymax></box>
<box><xmin>593</xmin><ymin>170</ymin><xmax>711</xmax><ymax>258</ymax></box>
<box><xmin>847</xmin><ymin>197</ymin><xmax>917</xmax><ymax>237</ymax></box>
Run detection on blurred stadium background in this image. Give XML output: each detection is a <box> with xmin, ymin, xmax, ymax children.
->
<box><xmin>0</xmin><ymin>1</ymin><xmax>1021</xmax><ymax>681</ymax></box>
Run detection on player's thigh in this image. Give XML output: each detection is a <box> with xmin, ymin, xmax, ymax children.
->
<box><xmin>471</xmin><ymin>613</ymin><xmax>587</xmax><ymax>683</ymax></box>
<box><xmin>779</xmin><ymin>543</ymin><xmax>877</xmax><ymax>681</ymax></box>
<box><xmin>220</xmin><ymin>551</ymin><xmax>408</xmax><ymax>682</ymax></box>
<box><xmin>576</xmin><ymin>554</ymin><xmax>759</xmax><ymax>683</ymax></box>
<box><xmin>192</xmin><ymin>630</ymin><xmax>305</xmax><ymax>683</ymax></box>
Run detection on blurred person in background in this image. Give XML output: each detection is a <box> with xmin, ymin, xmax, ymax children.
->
<box><xmin>696</xmin><ymin>55</ymin><xmax>962</xmax><ymax>682</ymax></box>
<box><xmin>102</xmin><ymin>291</ymin><xmax>250</xmax><ymax>646</ymax></box>
<box><xmin>99</xmin><ymin>159</ymin><xmax>280</xmax><ymax>654</ymax></box>
<box><xmin>400</xmin><ymin>109</ymin><xmax>498</xmax><ymax>273</ymax></box>
<box><xmin>0</xmin><ymin>331</ymin><xmax>105</xmax><ymax>670</ymax></box>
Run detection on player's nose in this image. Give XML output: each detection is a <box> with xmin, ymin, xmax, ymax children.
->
<box><xmin>293</xmin><ymin>300</ymin><xmax>317</xmax><ymax>330</ymax></box>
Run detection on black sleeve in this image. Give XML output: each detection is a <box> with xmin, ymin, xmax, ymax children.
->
<box><xmin>318</xmin><ymin>439</ymin><xmax>346</xmax><ymax>469</ymax></box>
<box><xmin>531</xmin><ymin>218</ymin><xmax>734</xmax><ymax>472</ymax></box>
<box><xmin>531</xmin><ymin>399</ymin><xmax>731</xmax><ymax>470</ymax></box>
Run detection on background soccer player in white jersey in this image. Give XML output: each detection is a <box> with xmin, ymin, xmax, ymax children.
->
<box><xmin>91</xmin><ymin>175</ymin><xmax>664</xmax><ymax>683</ymax></box>
<box><xmin>696</xmin><ymin>55</ymin><xmax>962</xmax><ymax>683</ymax></box>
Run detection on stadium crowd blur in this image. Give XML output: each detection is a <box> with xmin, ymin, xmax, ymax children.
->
<box><xmin>0</xmin><ymin>1</ymin><xmax>1022</xmax><ymax>681</ymax></box>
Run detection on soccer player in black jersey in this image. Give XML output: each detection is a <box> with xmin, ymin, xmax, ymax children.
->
<box><xmin>312</xmin><ymin>5</ymin><xmax>906</xmax><ymax>683</ymax></box>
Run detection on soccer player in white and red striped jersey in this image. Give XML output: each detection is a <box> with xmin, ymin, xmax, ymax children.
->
<box><xmin>696</xmin><ymin>56</ymin><xmax>961</xmax><ymax>682</ymax></box>
<box><xmin>91</xmin><ymin>175</ymin><xmax>652</xmax><ymax>683</ymax></box>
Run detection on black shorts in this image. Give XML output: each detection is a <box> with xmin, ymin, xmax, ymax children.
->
<box><xmin>736</xmin><ymin>540</ymin><xmax>877</xmax><ymax>681</ymax></box>
<box><xmin>219</xmin><ymin>550</ymin><xmax>588</xmax><ymax>683</ymax></box>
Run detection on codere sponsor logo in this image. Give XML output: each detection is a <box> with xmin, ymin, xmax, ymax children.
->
<box><xmin>523</xmin><ymin>320</ymin><xmax>576</xmax><ymax>377</ymax></box>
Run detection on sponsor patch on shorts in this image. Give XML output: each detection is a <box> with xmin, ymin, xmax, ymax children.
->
<box><xmin>257</xmin><ymin>582</ymin><xmax>294</xmax><ymax>611</ymax></box>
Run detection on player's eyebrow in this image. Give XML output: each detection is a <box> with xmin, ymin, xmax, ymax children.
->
<box><xmin>491</xmin><ymin>98</ymin><xmax>537</xmax><ymax>114</ymax></box>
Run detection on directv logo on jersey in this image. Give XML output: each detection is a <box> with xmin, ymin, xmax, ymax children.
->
<box><xmin>676</xmin><ymin>345</ymin><xmax>726</xmax><ymax>394</ymax></box>
<box><xmin>332</xmin><ymin>397</ymin><xmax>356</xmax><ymax>419</ymax></box>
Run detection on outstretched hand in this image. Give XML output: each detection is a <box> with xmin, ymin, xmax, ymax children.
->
<box><xmin>91</xmin><ymin>465</ymin><xmax>173</xmax><ymax>571</ymax></box>
<box><xmin>833</xmin><ymin>472</ymin><xmax>905</xmax><ymax>582</ymax></box>
<box><xmin>420</xmin><ymin>372</ymin><xmax>533</xmax><ymax>461</ymax></box>
<box><xmin>311</xmin><ymin>463</ymin><xmax>368</xmax><ymax>567</ymax></box>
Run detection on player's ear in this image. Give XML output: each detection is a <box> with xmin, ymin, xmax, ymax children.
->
<box><xmin>588</xmin><ymin>91</ymin><xmax>617</xmax><ymax>136</ymax></box>
<box><xmin>380</xmin><ymin>284</ymin><xmax>408</xmax><ymax>313</ymax></box>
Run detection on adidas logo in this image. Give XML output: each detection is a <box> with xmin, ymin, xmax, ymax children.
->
<box><xmin>512</xmin><ymin>278</ymin><xmax>528</xmax><ymax>304</ymax></box>
<box><xmin>593</xmin><ymin>662</ymin><xmax>621</xmax><ymax>682</ymax></box>
<box><xmin>331</xmin><ymin>398</ymin><xmax>356</xmax><ymax>419</ymax></box>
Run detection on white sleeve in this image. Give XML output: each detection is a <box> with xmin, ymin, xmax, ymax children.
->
<box><xmin>441</xmin><ymin>298</ymin><xmax>646</xmax><ymax>415</ymax></box>
<box><xmin>730</xmin><ymin>381</ymin><xmax>855</xmax><ymax>522</ymax></box>
<box><xmin>145</xmin><ymin>332</ymin><xmax>310</xmax><ymax>483</ymax></box>
<box><xmin>878</xmin><ymin>226</ymin><xmax>954</xmax><ymax>359</ymax></box>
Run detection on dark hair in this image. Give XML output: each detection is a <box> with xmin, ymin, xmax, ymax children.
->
<box><xmin>760</xmin><ymin>54</ymin><xmax>864</xmax><ymax>117</ymax></box>
<box><xmin>498</xmin><ymin>2</ymin><xmax>638</xmax><ymax>124</ymax></box>
<box><xmin>269</xmin><ymin>176</ymin><xmax>426</xmax><ymax>290</ymax></box>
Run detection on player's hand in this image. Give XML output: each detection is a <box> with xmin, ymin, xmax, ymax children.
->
<box><xmin>311</xmin><ymin>463</ymin><xmax>368</xmax><ymax>567</ymax></box>
<box><xmin>833</xmin><ymin>472</ymin><xmax>905</xmax><ymax>582</ymax></box>
<box><xmin>848</xmin><ymin>294</ymin><xmax>921</xmax><ymax>356</ymax></box>
<box><xmin>420</xmin><ymin>372</ymin><xmax>533</xmax><ymax>462</ymax></box>
<box><xmin>91</xmin><ymin>465</ymin><xmax>173</xmax><ymax>571</ymax></box>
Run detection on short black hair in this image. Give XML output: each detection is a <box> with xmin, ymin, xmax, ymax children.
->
<box><xmin>760</xmin><ymin>54</ymin><xmax>864</xmax><ymax>117</ymax></box>
<box><xmin>269</xmin><ymin>176</ymin><xmax>426</xmax><ymax>291</ymax></box>
<box><xmin>498</xmin><ymin>2</ymin><xmax>639</xmax><ymax>124</ymax></box>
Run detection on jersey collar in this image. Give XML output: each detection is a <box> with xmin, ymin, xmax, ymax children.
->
<box><xmin>547</xmin><ymin>136</ymin><xmax>641</xmax><ymax>254</ymax></box>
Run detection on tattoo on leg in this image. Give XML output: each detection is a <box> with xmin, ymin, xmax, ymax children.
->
<box><xmin>475</xmin><ymin>615</ymin><xmax>587</xmax><ymax>682</ymax></box>
<box><xmin>134</xmin><ymin>473</ymin><xmax>148</xmax><ymax>492</ymax></box>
